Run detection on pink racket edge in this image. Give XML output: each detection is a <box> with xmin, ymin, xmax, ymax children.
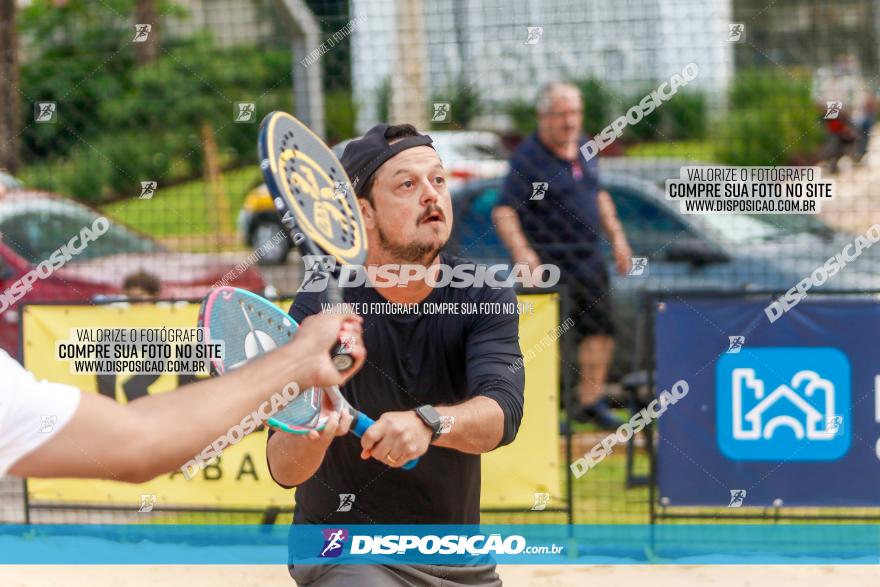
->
<box><xmin>197</xmin><ymin>286</ymin><xmax>239</xmax><ymax>376</ymax></box>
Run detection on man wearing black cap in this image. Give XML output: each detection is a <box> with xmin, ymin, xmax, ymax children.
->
<box><xmin>267</xmin><ymin>124</ymin><xmax>525</xmax><ymax>585</ymax></box>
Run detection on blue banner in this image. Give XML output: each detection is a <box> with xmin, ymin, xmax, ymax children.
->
<box><xmin>0</xmin><ymin>524</ymin><xmax>877</xmax><ymax>564</ymax></box>
<box><xmin>656</xmin><ymin>297</ymin><xmax>880</xmax><ymax>507</ymax></box>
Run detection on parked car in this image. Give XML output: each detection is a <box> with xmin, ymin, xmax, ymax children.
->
<box><xmin>429</xmin><ymin>131</ymin><xmax>510</xmax><ymax>187</ymax></box>
<box><xmin>0</xmin><ymin>190</ymin><xmax>266</xmax><ymax>359</ymax></box>
<box><xmin>447</xmin><ymin>172</ymin><xmax>880</xmax><ymax>379</ymax></box>
<box><xmin>0</xmin><ymin>170</ymin><xmax>23</xmax><ymax>195</ymax></box>
<box><xmin>600</xmin><ymin>157</ymin><xmax>839</xmax><ymax>238</ymax></box>
<box><xmin>238</xmin><ymin>183</ymin><xmax>292</xmax><ymax>265</ymax></box>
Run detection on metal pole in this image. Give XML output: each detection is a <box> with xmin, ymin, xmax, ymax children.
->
<box><xmin>390</xmin><ymin>0</ymin><xmax>428</xmax><ymax>129</ymax></box>
<box><xmin>273</xmin><ymin>0</ymin><xmax>326</xmax><ymax>139</ymax></box>
<box><xmin>0</xmin><ymin>0</ymin><xmax>20</xmax><ymax>173</ymax></box>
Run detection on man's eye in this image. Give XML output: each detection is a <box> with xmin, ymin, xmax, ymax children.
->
<box><xmin>434</xmin><ymin>176</ymin><xmax>446</xmax><ymax>185</ymax></box>
<box><xmin>400</xmin><ymin>180</ymin><xmax>414</xmax><ymax>189</ymax></box>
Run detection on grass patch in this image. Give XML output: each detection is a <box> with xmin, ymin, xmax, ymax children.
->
<box><xmin>625</xmin><ymin>140</ymin><xmax>719</xmax><ymax>162</ymax></box>
<box><xmin>93</xmin><ymin>441</ymin><xmax>880</xmax><ymax>526</ymax></box>
<box><xmin>101</xmin><ymin>166</ymin><xmax>263</xmax><ymax>238</ymax></box>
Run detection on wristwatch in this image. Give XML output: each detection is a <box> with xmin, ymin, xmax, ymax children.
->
<box><xmin>414</xmin><ymin>405</ymin><xmax>443</xmax><ymax>442</ymax></box>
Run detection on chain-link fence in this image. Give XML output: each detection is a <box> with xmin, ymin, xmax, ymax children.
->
<box><xmin>1</xmin><ymin>0</ymin><xmax>879</xmax><ymax>530</ymax></box>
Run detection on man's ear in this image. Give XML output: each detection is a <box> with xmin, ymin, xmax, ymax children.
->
<box><xmin>359</xmin><ymin>197</ymin><xmax>376</xmax><ymax>230</ymax></box>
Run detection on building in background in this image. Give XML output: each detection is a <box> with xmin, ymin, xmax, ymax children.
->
<box><xmin>164</xmin><ymin>0</ymin><xmax>280</xmax><ymax>47</ymax></box>
<box><xmin>733</xmin><ymin>0</ymin><xmax>879</xmax><ymax>74</ymax></box>
<box><xmin>350</xmin><ymin>0</ymin><xmax>734</xmax><ymax>132</ymax></box>
<box><xmin>349</xmin><ymin>0</ymin><xmax>880</xmax><ymax>133</ymax></box>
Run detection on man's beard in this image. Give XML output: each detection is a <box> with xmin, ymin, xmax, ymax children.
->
<box><xmin>377</xmin><ymin>223</ymin><xmax>445</xmax><ymax>265</ymax></box>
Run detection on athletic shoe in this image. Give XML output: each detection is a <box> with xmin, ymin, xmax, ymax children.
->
<box><xmin>568</xmin><ymin>398</ymin><xmax>624</xmax><ymax>430</ymax></box>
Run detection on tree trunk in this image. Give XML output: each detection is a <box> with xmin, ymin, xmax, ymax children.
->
<box><xmin>0</xmin><ymin>0</ymin><xmax>20</xmax><ymax>173</ymax></box>
<box><xmin>134</xmin><ymin>0</ymin><xmax>158</xmax><ymax>65</ymax></box>
<box><xmin>201</xmin><ymin>121</ymin><xmax>233</xmax><ymax>244</ymax></box>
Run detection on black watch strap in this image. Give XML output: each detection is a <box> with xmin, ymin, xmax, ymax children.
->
<box><xmin>415</xmin><ymin>405</ymin><xmax>443</xmax><ymax>442</ymax></box>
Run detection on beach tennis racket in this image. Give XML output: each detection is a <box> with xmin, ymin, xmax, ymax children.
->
<box><xmin>198</xmin><ymin>286</ymin><xmax>327</xmax><ymax>434</ymax></box>
<box><xmin>258</xmin><ymin>111</ymin><xmax>368</xmax><ymax>373</ymax></box>
<box><xmin>198</xmin><ymin>287</ymin><xmax>418</xmax><ymax>468</ymax></box>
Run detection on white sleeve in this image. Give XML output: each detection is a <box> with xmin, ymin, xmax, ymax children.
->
<box><xmin>0</xmin><ymin>350</ymin><xmax>81</xmax><ymax>477</ymax></box>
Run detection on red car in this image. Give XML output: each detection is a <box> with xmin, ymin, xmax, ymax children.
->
<box><xmin>0</xmin><ymin>190</ymin><xmax>265</xmax><ymax>358</ymax></box>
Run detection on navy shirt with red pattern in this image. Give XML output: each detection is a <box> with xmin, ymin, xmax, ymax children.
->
<box><xmin>499</xmin><ymin>133</ymin><xmax>607</xmax><ymax>283</ymax></box>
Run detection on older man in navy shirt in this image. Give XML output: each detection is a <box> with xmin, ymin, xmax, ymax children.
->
<box><xmin>493</xmin><ymin>81</ymin><xmax>632</xmax><ymax>429</ymax></box>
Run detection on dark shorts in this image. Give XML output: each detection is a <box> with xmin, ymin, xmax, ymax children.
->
<box><xmin>289</xmin><ymin>563</ymin><xmax>502</xmax><ymax>586</ymax></box>
<box><xmin>536</xmin><ymin>247</ymin><xmax>614</xmax><ymax>339</ymax></box>
<box><xmin>565</xmin><ymin>272</ymin><xmax>615</xmax><ymax>339</ymax></box>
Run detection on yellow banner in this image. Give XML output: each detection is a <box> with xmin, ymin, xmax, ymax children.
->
<box><xmin>481</xmin><ymin>293</ymin><xmax>561</xmax><ymax>509</ymax></box>
<box><xmin>24</xmin><ymin>301</ymin><xmax>290</xmax><ymax>508</ymax></box>
<box><xmin>23</xmin><ymin>294</ymin><xmax>559</xmax><ymax>510</ymax></box>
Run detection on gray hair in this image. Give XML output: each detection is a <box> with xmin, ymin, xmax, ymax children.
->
<box><xmin>536</xmin><ymin>82</ymin><xmax>582</xmax><ymax>114</ymax></box>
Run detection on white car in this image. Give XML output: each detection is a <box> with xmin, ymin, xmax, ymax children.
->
<box><xmin>333</xmin><ymin>130</ymin><xmax>509</xmax><ymax>190</ymax></box>
<box><xmin>0</xmin><ymin>171</ymin><xmax>23</xmax><ymax>196</ymax></box>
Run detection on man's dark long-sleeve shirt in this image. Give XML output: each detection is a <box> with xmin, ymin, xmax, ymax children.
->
<box><xmin>276</xmin><ymin>252</ymin><xmax>525</xmax><ymax>524</ymax></box>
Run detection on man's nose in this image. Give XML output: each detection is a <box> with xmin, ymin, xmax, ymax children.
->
<box><xmin>420</xmin><ymin>177</ymin><xmax>440</xmax><ymax>204</ymax></box>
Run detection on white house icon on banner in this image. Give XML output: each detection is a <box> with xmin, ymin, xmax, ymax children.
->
<box><xmin>731</xmin><ymin>368</ymin><xmax>837</xmax><ymax>441</ymax></box>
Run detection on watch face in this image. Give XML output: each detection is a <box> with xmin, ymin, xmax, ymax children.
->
<box><xmin>419</xmin><ymin>405</ymin><xmax>441</xmax><ymax>427</ymax></box>
<box><xmin>417</xmin><ymin>405</ymin><xmax>442</xmax><ymax>439</ymax></box>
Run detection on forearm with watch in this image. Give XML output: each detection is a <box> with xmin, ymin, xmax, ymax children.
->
<box><xmin>416</xmin><ymin>396</ymin><xmax>505</xmax><ymax>455</ymax></box>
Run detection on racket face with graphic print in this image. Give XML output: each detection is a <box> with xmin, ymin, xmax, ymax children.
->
<box><xmin>197</xmin><ymin>286</ymin><xmax>328</xmax><ymax>434</ymax></box>
<box><xmin>258</xmin><ymin>111</ymin><xmax>367</xmax><ymax>267</ymax></box>
<box><xmin>198</xmin><ymin>286</ymin><xmax>298</xmax><ymax>374</ymax></box>
<box><xmin>258</xmin><ymin>111</ymin><xmax>367</xmax><ymax>371</ymax></box>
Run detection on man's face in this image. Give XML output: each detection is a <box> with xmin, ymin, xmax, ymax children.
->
<box><xmin>360</xmin><ymin>145</ymin><xmax>453</xmax><ymax>264</ymax></box>
<box><xmin>538</xmin><ymin>92</ymin><xmax>583</xmax><ymax>147</ymax></box>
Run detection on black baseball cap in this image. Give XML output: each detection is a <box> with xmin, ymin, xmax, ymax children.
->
<box><xmin>339</xmin><ymin>124</ymin><xmax>434</xmax><ymax>195</ymax></box>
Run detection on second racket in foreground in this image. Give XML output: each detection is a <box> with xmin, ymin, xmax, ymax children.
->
<box><xmin>198</xmin><ymin>286</ymin><xmax>418</xmax><ymax>470</ymax></box>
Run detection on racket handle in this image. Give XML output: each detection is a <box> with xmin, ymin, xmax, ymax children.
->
<box><xmin>331</xmin><ymin>343</ymin><xmax>354</xmax><ymax>371</ymax></box>
<box><xmin>325</xmin><ymin>275</ymin><xmax>354</xmax><ymax>372</ymax></box>
<box><xmin>351</xmin><ymin>411</ymin><xmax>419</xmax><ymax>470</ymax></box>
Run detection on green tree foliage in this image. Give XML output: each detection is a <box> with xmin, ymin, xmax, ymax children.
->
<box><xmin>17</xmin><ymin>1</ymin><xmax>294</xmax><ymax>201</ymax></box>
<box><xmin>719</xmin><ymin>71</ymin><xmax>823</xmax><ymax>166</ymax></box>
